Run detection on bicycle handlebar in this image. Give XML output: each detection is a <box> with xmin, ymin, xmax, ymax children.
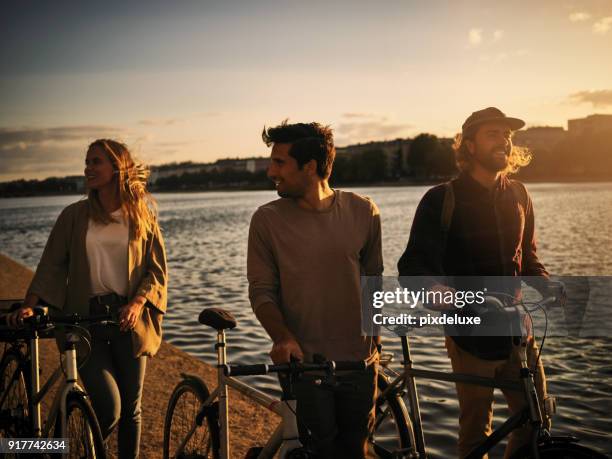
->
<box><xmin>224</xmin><ymin>359</ymin><xmax>367</xmax><ymax>377</ymax></box>
<box><xmin>0</xmin><ymin>305</ymin><xmax>115</xmax><ymax>330</ymax></box>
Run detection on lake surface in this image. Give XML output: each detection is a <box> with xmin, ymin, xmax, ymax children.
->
<box><xmin>1</xmin><ymin>183</ymin><xmax>611</xmax><ymax>457</ymax></box>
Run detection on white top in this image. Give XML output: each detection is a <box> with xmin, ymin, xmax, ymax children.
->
<box><xmin>86</xmin><ymin>209</ymin><xmax>129</xmax><ymax>297</ymax></box>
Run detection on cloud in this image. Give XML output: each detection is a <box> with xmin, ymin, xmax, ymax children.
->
<box><xmin>334</xmin><ymin>115</ymin><xmax>412</xmax><ymax>145</ymax></box>
<box><xmin>569</xmin><ymin>89</ymin><xmax>612</xmax><ymax>107</ymax></box>
<box><xmin>593</xmin><ymin>16</ymin><xmax>612</xmax><ymax>34</ymax></box>
<box><xmin>467</xmin><ymin>28</ymin><xmax>506</xmax><ymax>48</ymax></box>
<box><xmin>0</xmin><ymin>125</ymin><xmax>126</xmax><ymax>150</ymax></box>
<box><xmin>0</xmin><ymin>125</ymin><xmax>127</xmax><ymax>181</ymax></box>
<box><xmin>569</xmin><ymin>12</ymin><xmax>591</xmax><ymax>22</ymax></box>
<box><xmin>468</xmin><ymin>28</ymin><xmax>483</xmax><ymax>46</ymax></box>
<box><xmin>341</xmin><ymin>113</ymin><xmax>381</xmax><ymax>119</ymax></box>
<box><xmin>0</xmin><ymin>142</ymin><xmax>86</xmax><ymax>182</ymax></box>
<box><xmin>138</xmin><ymin>118</ymin><xmax>181</xmax><ymax>126</ymax></box>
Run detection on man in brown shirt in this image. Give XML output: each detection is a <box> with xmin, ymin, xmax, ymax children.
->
<box><xmin>247</xmin><ymin>121</ymin><xmax>383</xmax><ymax>458</ymax></box>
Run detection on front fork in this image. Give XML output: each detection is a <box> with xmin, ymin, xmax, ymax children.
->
<box><xmin>518</xmin><ymin>339</ymin><xmax>544</xmax><ymax>459</ymax></box>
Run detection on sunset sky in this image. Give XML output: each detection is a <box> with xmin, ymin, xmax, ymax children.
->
<box><xmin>1</xmin><ymin>0</ymin><xmax>612</xmax><ymax>181</ymax></box>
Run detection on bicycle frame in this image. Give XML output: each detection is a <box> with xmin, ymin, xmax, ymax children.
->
<box><xmin>175</xmin><ymin>329</ymin><xmax>302</xmax><ymax>459</ymax></box>
<box><xmin>385</xmin><ymin>334</ymin><xmax>545</xmax><ymax>459</ymax></box>
<box><xmin>25</xmin><ymin>330</ymin><xmax>89</xmax><ymax>439</ymax></box>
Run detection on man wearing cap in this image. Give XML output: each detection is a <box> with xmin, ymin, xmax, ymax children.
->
<box><xmin>398</xmin><ymin>107</ymin><xmax>553</xmax><ymax>458</ymax></box>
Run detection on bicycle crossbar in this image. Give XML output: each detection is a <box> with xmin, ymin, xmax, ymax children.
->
<box><xmin>405</xmin><ymin>367</ymin><xmax>522</xmax><ymax>391</ymax></box>
<box><xmin>224</xmin><ymin>376</ymin><xmax>283</xmax><ymax>416</ymax></box>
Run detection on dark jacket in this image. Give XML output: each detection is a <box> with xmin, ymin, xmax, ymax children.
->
<box><xmin>397</xmin><ymin>172</ymin><xmax>548</xmax><ymax>359</ymax></box>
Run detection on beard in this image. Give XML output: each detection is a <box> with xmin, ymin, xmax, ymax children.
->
<box><xmin>474</xmin><ymin>146</ymin><xmax>510</xmax><ymax>172</ymax></box>
<box><xmin>276</xmin><ymin>182</ymin><xmax>307</xmax><ymax>199</ymax></box>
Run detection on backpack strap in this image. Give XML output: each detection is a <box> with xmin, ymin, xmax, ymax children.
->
<box><xmin>440</xmin><ymin>181</ymin><xmax>455</xmax><ymax>255</ymax></box>
<box><xmin>508</xmin><ymin>180</ymin><xmax>528</xmax><ymax>213</ymax></box>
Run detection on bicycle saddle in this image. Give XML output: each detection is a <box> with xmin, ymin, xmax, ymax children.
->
<box><xmin>198</xmin><ymin>308</ymin><xmax>237</xmax><ymax>330</ymax></box>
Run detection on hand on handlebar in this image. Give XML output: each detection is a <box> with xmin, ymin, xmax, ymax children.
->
<box><xmin>6</xmin><ymin>307</ymin><xmax>34</xmax><ymax>328</ymax></box>
<box><xmin>270</xmin><ymin>336</ymin><xmax>304</xmax><ymax>364</ymax></box>
<box><xmin>544</xmin><ymin>280</ymin><xmax>567</xmax><ymax>308</ymax></box>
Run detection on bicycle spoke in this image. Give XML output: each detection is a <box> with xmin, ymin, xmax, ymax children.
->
<box><xmin>168</xmin><ymin>387</ymin><xmax>213</xmax><ymax>458</ymax></box>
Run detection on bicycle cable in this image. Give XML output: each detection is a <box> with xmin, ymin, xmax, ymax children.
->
<box><xmin>485</xmin><ymin>292</ymin><xmax>549</xmax><ymax>385</ymax></box>
<box><xmin>519</xmin><ymin>300</ymin><xmax>549</xmax><ymax>378</ymax></box>
<box><xmin>56</xmin><ymin>323</ymin><xmax>93</xmax><ymax>377</ymax></box>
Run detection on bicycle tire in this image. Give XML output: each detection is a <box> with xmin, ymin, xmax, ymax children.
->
<box><xmin>55</xmin><ymin>391</ymin><xmax>106</xmax><ymax>459</ymax></box>
<box><xmin>369</xmin><ymin>372</ymin><xmax>414</xmax><ymax>458</ymax></box>
<box><xmin>510</xmin><ymin>438</ymin><xmax>610</xmax><ymax>459</ymax></box>
<box><xmin>163</xmin><ymin>377</ymin><xmax>220</xmax><ymax>459</ymax></box>
<box><xmin>0</xmin><ymin>348</ymin><xmax>30</xmax><ymax>438</ymax></box>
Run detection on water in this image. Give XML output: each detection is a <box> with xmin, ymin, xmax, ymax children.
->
<box><xmin>1</xmin><ymin>183</ymin><xmax>611</xmax><ymax>457</ymax></box>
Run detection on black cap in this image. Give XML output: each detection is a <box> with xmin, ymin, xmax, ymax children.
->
<box><xmin>462</xmin><ymin>107</ymin><xmax>525</xmax><ymax>135</ymax></box>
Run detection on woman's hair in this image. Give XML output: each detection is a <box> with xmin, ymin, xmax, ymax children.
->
<box><xmin>452</xmin><ymin>129</ymin><xmax>532</xmax><ymax>175</ymax></box>
<box><xmin>87</xmin><ymin>139</ymin><xmax>157</xmax><ymax>240</ymax></box>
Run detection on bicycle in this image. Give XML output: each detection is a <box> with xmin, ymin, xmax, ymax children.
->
<box><xmin>0</xmin><ymin>305</ymin><xmax>111</xmax><ymax>458</ymax></box>
<box><xmin>163</xmin><ymin>307</ymin><xmax>390</xmax><ymax>459</ymax></box>
<box><xmin>369</xmin><ymin>293</ymin><xmax>610</xmax><ymax>458</ymax></box>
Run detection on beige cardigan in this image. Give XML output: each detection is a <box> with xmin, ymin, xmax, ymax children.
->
<box><xmin>27</xmin><ymin>199</ymin><xmax>168</xmax><ymax>357</ymax></box>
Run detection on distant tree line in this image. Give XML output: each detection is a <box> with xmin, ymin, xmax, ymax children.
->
<box><xmin>154</xmin><ymin>169</ymin><xmax>269</xmax><ymax>191</ymax></box>
<box><xmin>331</xmin><ymin>134</ymin><xmax>457</xmax><ymax>184</ymax></box>
<box><xmin>2</xmin><ymin>130</ymin><xmax>610</xmax><ymax>197</ymax></box>
<box><xmin>0</xmin><ymin>176</ymin><xmax>83</xmax><ymax>197</ymax></box>
<box><xmin>516</xmin><ymin>129</ymin><xmax>612</xmax><ymax>181</ymax></box>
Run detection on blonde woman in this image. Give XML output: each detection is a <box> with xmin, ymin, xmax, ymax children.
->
<box><xmin>9</xmin><ymin>139</ymin><xmax>167</xmax><ymax>458</ymax></box>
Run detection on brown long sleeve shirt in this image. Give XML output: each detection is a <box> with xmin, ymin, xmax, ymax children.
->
<box><xmin>247</xmin><ymin>190</ymin><xmax>383</xmax><ymax>362</ymax></box>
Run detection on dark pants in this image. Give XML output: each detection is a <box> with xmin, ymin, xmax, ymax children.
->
<box><xmin>285</xmin><ymin>365</ymin><xmax>377</xmax><ymax>459</ymax></box>
<box><xmin>79</xmin><ymin>324</ymin><xmax>147</xmax><ymax>459</ymax></box>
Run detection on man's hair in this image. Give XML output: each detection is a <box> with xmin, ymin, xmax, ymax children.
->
<box><xmin>452</xmin><ymin>126</ymin><xmax>532</xmax><ymax>175</ymax></box>
<box><xmin>262</xmin><ymin>121</ymin><xmax>335</xmax><ymax>179</ymax></box>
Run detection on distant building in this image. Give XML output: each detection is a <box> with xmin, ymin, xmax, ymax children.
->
<box><xmin>149</xmin><ymin>157</ymin><xmax>269</xmax><ymax>184</ymax></box>
<box><xmin>149</xmin><ymin>162</ymin><xmax>207</xmax><ymax>184</ymax></box>
<box><xmin>568</xmin><ymin>114</ymin><xmax>612</xmax><ymax>137</ymax></box>
<box><xmin>513</xmin><ymin>126</ymin><xmax>567</xmax><ymax>152</ymax></box>
<box><xmin>246</xmin><ymin>158</ymin><xmax>269</xmax><ymax>173</ymax></box>
<box><xmin>337</xmin><ymin>139</ymin><xmax>411</xmax><ymax>177</ymax></box>
<box><xmin>211</xmin><ymin>159</ymin><xmax>248</xmax><ymax>172</ymax></box>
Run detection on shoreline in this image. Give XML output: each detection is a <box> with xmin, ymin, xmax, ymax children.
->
<box><xmin>0</xmin><ymin>252</ymin><xmax>279</xmax><ymax>458</ymax></box>
<box><xmin>1</xmin><ymin>178</ymin><xmax>612</xmax><ymax>199</ymax></box>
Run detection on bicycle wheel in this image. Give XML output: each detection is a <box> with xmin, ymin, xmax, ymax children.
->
<box><xmin>369</xmin><ymin>373</ymin><xmax>414</xmax><ymax>458</ymax></box>
<box><xmin>510</xmin><ymin>439</ymin><xmax>610</xmax><ymax>458</ymax></box>
<box><xmin>55</xmin><ymin>391</ymin><xmax>106</xmax><ymax>459</ymax></box>
<box><xmin>163</xmin><ymin>377</ymin><xmax>220</xmax><ymax>459</ymax></box>
<box><xmin>0</xmin><ymin>348</ymin><xmax>30</xmax><ymax>438</ymax></box>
